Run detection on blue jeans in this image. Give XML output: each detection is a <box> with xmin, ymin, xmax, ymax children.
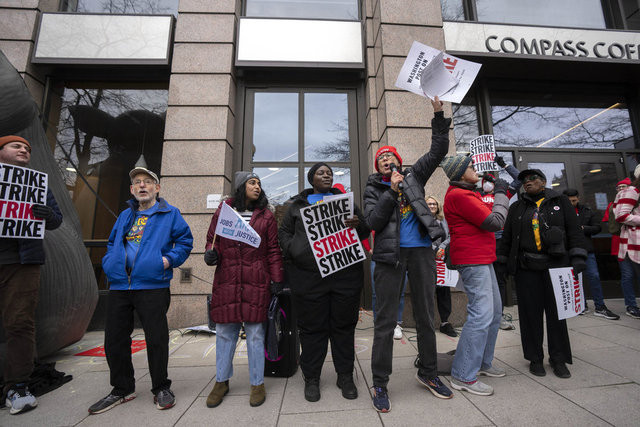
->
<box><xmin>371</xmin><ymin>260</ymin><xmax>406</xmax><ymax>323</ymax></box>
<box><xmin>584</xmin><ymin>253</ymin><xmax>605</xmax><ymax>308</ymax></box>
<box><xmin>619</xmin><ymin>257</ymin><xmax>639</xmax><ymax>308</ymax></box>
<box><xmin>451</xmin><ymin>264</ymin><xmax>502</xmax><ymax>383</ymax></box>
<box><xmin>215</xmin><ymin>322</ymin><xmax>265</xmax><ymax>386</ymax></box>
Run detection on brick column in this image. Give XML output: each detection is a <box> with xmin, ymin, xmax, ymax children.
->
<box><xmin>162</xmin><ymin>0</ymin><xmax>240</xmax><ymax>327</ymax></box>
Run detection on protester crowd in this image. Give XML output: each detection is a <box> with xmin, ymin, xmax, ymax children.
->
<box><xmin>2</xmin><ymin>95</ymin><xmax>640</xmax><ymax>417</ymax></box>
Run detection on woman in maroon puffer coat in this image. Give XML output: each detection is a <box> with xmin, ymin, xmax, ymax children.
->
<box><xmin>202</xmin><ymin>171</ymin><xmax>283</xmax><ymax>409</ymax></box>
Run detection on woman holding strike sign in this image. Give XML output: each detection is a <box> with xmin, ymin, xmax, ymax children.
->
<box><xmin>203</xmin><ymin>171</ymin><xmax>284</xmax><ymax>409</ymax></box>
<box><xmin>279</xmin><ymin>163</ymin><xmax>370</xmax><ymax>403</ymax></box>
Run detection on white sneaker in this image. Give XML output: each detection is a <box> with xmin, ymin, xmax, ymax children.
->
<box><xmin>393</xmin><ymin>324</ymin><xmax>403</xmax><ymax>340</ymax></box>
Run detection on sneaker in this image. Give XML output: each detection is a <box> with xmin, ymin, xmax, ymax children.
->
<box><xmin>336</xmin><ymin>373</ymin><xmax>358</xmax><ymax>399</ymax></box>
<box><xmin>478</xmin><ymin>366</ymin><xmax>506</xmax><ymax>377</ymax></box>
<box><xmin>415</xmin><ymin>373</ymin><xmax>453</xmax><ymax>399</ymax></box>
<box><xmin>580</xmin><ymin>304</ymin><xmax>589</xmax><ymax>315</ymax></box>
<box><xmin>371</xmin><ymin>386</ymin><xmax>390</xmax><ymax>412</ymax></box>
<box><xmin>5</xmin><ymin>384</ymin><xmax>37</xmax><ymax>415</ymax></box>
<box><xmin>594</xmin><ymin>306</ymin><xmax>620</xmax><ymax>320</ymax></box>
<box><xmin>550</xmin><ymin>360</ymin><xmax>571</xmax><ymax>379</ymax></box>
<box><xmin>529</xmin><ymin>360</ymin><xmax>546</xmax><ymax>377</ymax></box>
<box><xmin>393</xmin><ymin>324</ymin><xmax>403</xmax><ymax>340</ymax></box>
<box><xmin>206</xmin><ymin>380</ymin><xmax>229</xmax><ymax>408</ymax></box>
<box><xmin>249</xmin><ymin>384</ymin><xmax>266</xmax><ymax>407</ymax></box>
<box><xmin>449</xmin><ymin>377</ymin><xmax>493</xmax><ymax>396</ymax></box>
<box><xmin>500</xmin><ymin>314</ymin><xmax>515</xmax><ymax>330</ymax></box>
<box><xmin>304</xmin><ymin>377</ymin><xmax>320</xmax><ymax>402</ymax></box>
<box><xmin>154</xmin><ymin>388</ymin><xmax>175</xmax><ymax>410</ymax></box>
<box><xmin>440</xmin><ymin>322</ymin><xmax>458</xmax><ymax>337</ymax></box>
<box><xmin>626</xmin><ymin>306</ymin><xmax>640</xmax><ymax>319</ymax></box>
<box><xmin>88</xmin><ymin>392</ymin><xmax>136</xmax><ymax>415</ymax></box>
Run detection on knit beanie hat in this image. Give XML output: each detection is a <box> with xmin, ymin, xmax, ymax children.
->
<box><xmin>234</xmin><ymin>171</ymin><xmax>260</xmax><ymax>192</ymax></box>
<box><xmin>0</xmin><ymin>135</ymin><xmax>31</xmax><ymax>152</ymax></box>
<box><xmin>617</xmin><ymin>177</ymin><xmax>632</xmax><ymax>186</ymax></box>
<box><xmin>440</xmin><ymin>155</ymin><xmax>472</xmax><ymax>181</ymax></box>
<box><xmin>307</xmin><ymin>162</ymin><xmax>333</xmax><ymax>185</ymax></box>
<box><xmin>375</xmin><ymin>146</ymin><xmax>403</xmax><ymax>172</ymax></box>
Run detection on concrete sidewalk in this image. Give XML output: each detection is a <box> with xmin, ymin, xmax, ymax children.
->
<box><xmin>2</xmin><ymin>298</ymin><xmax>640</xmax><ymax>426</ymax></box>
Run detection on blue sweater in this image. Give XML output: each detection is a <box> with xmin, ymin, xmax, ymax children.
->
<box><xmin>102</xmin><ymin>198</ymin><xmax>193</xmax><ymax>290</ymax></box>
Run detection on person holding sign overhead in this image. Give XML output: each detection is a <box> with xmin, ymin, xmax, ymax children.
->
<box><xmin>364</xmin><ymin>97</ymin><xmax>451</xmax><ymax>412</ymax></box>
<box><xmin>279</xmin><ymin>163</ymin><xmax>369</xmax><ymax>403</ymax></box>
<box><xmin>0</xmin><ymin>135</ymin><xmax>62</xmax><ymax>415</ymax></box>
<box><xmin>497</xmin><ymin>169</ymin><xmax>588</xmax><ymax>379</ymax></box>
<box><xmin>203</xmin><ymin>171</ymin><xmax>283</xmax><ymax>408</ymax></box>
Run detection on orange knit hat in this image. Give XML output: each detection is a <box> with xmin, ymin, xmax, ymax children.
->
<box><xmin>0</xmin><ymin>135</ymin><xmax>31</xmax><ymax>152</ymax></box>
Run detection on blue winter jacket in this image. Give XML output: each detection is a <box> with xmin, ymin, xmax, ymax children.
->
<box><xmin>102</xmin><ymin>197</ymin><xmax>193</xmax><ymax>290</ymax></box>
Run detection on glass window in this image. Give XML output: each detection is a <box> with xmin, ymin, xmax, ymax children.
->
<box><xmin>47</xmin><ymin>85</ymin><xmax>168</xmax><ymax>289</ymax></box>
<box><xmin>253</xmin><ymin>93</ymin><xmax>299</xmax><ymax>162</ymax></box>
<box><xmin>245</xmin><ymin>0</ymin><xmax>359</xmax><ymax>20</ymax></box>
<box><xmin>60</xmin><ymin>0</ymin><xmax>178</xmax><ymax>15</ymax></box>
<box><xmin>253</xmin><ymin>167</ymin><xmax>299</xmax><ymax>206</ymax></box>
<box><xmin>441</xmin><ymin>0</ymin><xmax>467</xmax><ymax>21</ymax></box>
<box><xmin>622</xmin><ymin>0</ymin><xmax>640</xmax><ymax>30</ymax></box>
<box><xmin>451</xmin><ymin>96</ymin><xmax>480</xmax><ymax>153</ymax></box>
<box><xmin>304</xmin><ymin>93</ymin><xmax>350</xmax><ymax>162</ymax></box>
<box><xmin>474</xmin><ymin>0</ymin><xmax>606</xmax><ymax>29</ymax></box>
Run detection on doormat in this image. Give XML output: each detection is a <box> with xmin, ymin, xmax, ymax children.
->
<box><xmin>74</xmin><ymin>340</ymin><xmax>147</xmax><ymax>357</ymax></box>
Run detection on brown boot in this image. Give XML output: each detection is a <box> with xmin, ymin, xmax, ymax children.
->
<box><xmin>206</xmin><ymin>381</ymin><xmax>229</xmax><ymax>408</ymax></box>
<box><xmin>249</xmin><ymin>384</ymin><xmax>266</xmax><ymax>407</ymax></box>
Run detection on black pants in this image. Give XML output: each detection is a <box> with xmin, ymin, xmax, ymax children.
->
<box><xmin>291</xmin><ymin>266</ymin><xmax>362</xmax><ymax>379</ymax></box>
<box><xmin>435</xmin><ymin>286</ymin><xmax>451</xmax><ymax>323</ymax></box>
<box><xmin>372</xmin><ymin>247</ymin><xmax>437</xmax><ymax>386</ymax></box>
<box><xmin>105</xmin><ymin>288</ymin><xmax>171</xmax><ymax>396</ymax></box>
<box><xmin>494</xmin><ymin>260</ymin><xmax>508</xmax><ymax>309</ymax></box>
<box><xmin>515</xmin><ymin>268</ymin><xmax>572</xmax><ymax>364</ymax></box>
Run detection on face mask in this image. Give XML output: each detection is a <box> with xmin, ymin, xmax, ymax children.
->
<box><xmin>482</xmin><ymin>181</ymin><xmax>495</xmax><ymax>193</ymax></box>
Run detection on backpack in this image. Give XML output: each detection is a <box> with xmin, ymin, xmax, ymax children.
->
<box><xmin>608</xmin><ymin>203</ymin><xmax>622</xmax><ymax>235</ymax></box>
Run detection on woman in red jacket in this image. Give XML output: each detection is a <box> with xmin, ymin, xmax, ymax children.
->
<box><xmin>202</xmin><ymin>171</ymin><xmax>284</xmax><ymax>409</ymax></box>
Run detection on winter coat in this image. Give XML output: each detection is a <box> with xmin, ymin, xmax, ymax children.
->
<box><xmin>576</xmin><ymin>203</ymin><xmax>601</xmax><ymax>253</ymax></box>
<box><xmin>614</xmin><ymin>186</ymin><xmax>640</xmax><ymax>263</ymax></box>
<box><xmin>363</xmin><ymin>111</ymin><xmax>450</xmax><ymax>265</ymax></box>
<box><xmin>444</xmin><ymin>181</ymin><xmax>508</xmax><ymax>266</ymax></box>
<box><xmin>476</xmin><ymin>163</ymin><xmax>521</xmax><ymax>240</ymax></box>
<box><xmin>497</xmin><ymin>189</ymin><xmax>588</xmax><ymax>275</ymax></box>
<box><xmin>102</xmin><ymin>198</ymin><xmax>193</xmax><ymax>290</ymax></box>
<box><xmin>278</xmin><ymin>188</ymin><xmax>370</xmax><ymax>287</ymax></box>
<box><xmin>8</xmin><ymin>189</ymin><xmax>63</xmax><ymax>264</ymax></box>
<box><xmin>206</xmin><ymin>199</ymin><xmax>284</xmax><ymax>323</ymax></box>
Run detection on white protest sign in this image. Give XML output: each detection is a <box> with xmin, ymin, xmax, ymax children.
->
<box><xmin>323</xmin><ymin>191</ymin><xmax>354</xmax><ymax>217</ymax></box>
<box><xmin>0</xmin><ymin>163</ymin><xmax>48</xmax><ymax>239</ymax></box>
<box><xmin>214</xmin><ymin>202</ymin><xmax>261</xmax><ymax>248</ymax></box>
<box><xmin>549</xmin><ymin>267</ymin><xmax>585</xmax><ymax>320</ymax></box>
<box><xmin>419</xmin><ymin>51</ymin><xmax>459</xmax><ymax>99</ymax></box>
<box><xmin>435</xmin><ymin>259</ymin><xmax>459</xmax><ymax>287</ymax></box>
<box><xmin>469</xmin><ymin>135</ymin><xmax>498</xmax><ymax>173</ymax></box>
<box><xmin>395</xmin><ymin>41</ymin><xmax>482</xmax><ymax>103</ymax></box>
<box><xmin>301</xmin><ymin>194</ymin><xmax>366</xmax><ymax>278</ymax></box>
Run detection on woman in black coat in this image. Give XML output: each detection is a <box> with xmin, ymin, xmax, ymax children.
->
<box><xmin>497</xmin><ymin>169</ymin><xmax>587</xmax><ymax>379</ymax></box>
<box><xmin>278</xmin><ymin>163</ymin><xmax>370</xmax><ymax>403</ymax></box>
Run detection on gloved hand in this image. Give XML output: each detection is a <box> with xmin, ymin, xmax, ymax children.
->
<box><xmin>494</xmin><ymin>155</ymin><xmax>507</xmax><ymax>168</ymax></box>
<box><xmin>493</xmin><ymin>178</ymin><xmax>509</xmax><ymax>195</ymax></box>
<box><xmin>31</xmin><ymin>204</ymin><xmax>55</xmax><ymax>221</ymax></box>
<box><xmin>270</xmin><ymin>281</ymin><xmax>285</xmax><ymax>295</ymax></box>
<box><xmin>204</xmin><ymin>249</ymin><xmax>218</xmax><ymax>266</ymax></box>
<box><xmin>571</xmin><ymin>257</ymin><xmax>587</xmax><ymax>274</ymax></box>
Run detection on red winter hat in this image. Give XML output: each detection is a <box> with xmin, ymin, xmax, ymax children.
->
<box><xmin>617</xmin><ymin>177</ymin><xmax>632</xmax><ymax>186</ymax></box>
<box><xmin>0</xmin><ymin>135</ymin><xmax>31</xmax><ymax>152</ymax></box>
<box><xmin>375</xmin><ymin>145</ymin><xmax>403</xmax><ymax>172</ymax></box>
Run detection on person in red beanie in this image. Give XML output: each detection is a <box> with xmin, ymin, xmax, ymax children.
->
<box><xmin>364</xmin><ymin>97</ymin><xmax>452</xmax><ymax>412</ymax></box>
<box><xmin>0</xmin><ymin>135</ymin><xmax>62</xmax><ymax>415</ymax></box>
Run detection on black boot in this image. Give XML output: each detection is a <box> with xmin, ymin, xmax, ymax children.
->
<box><xmin>336</xmin><ymin>373</ymin><xmax>358</xmax><ymax>399</ymax></box>
<box><xmin>304</xmin><ymin>378</ymin><xmax>320</xmax><ymax>402</ymax></box>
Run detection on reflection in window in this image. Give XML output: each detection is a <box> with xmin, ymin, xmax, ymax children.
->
<box><xmin>526</xmin><ymin>162</ymin><xmax>568</xmax><ymax>192</ymax></box>
<box><xmin>253</xmin><ymin>167</ymin><xmax>299</xmax><ymax>206</ymax></box>
<box><xmin>495</xmin><ymin>151</ymin><xmax>515</xmax><ymax>183</ymax></box>
<box><xmin>253</xmin><ymin>93</ymin><xmax>298</xmax><ymax>162</ymax></box>
<box><xmin>441</xmin><ymin>0</ymin><xmax>466</xmax><ymax>21</ymax></box>
<box><xmin>622</xmin><ymin>0</ymin><xmax>640</xmax><ymax>30</ymax></box>
<box><xmin>579</xmin><ymin>162</ymin><xmax>617</xmax><ymax>215</ymax></box>
<box><xmin>245</xmin><ymin>0</ymin><xmax>359</xmax><ymax>20</ymax></box>
<box><xmin>451</xmin><ymin>100</ymin><xmax>479</xmax><ymax>153</ymax></box>
<box><xmin>475</xmin><ymin>0</ymin><xmax>606</xmax><ymax>29</ymax></box>
<box><xmin>491</xmin><ymin>104</ymin><xmax>633</xmax><ymax>149</ymax></box>
<box><xmin>61</xmin><ymin>0</ymin><xmax>178</xmax><ymax>15</ymax></box>
<box><xmin>305</xmin><ymin>93</ymin><xmax>349</xmax><ymax>162</ymax></box>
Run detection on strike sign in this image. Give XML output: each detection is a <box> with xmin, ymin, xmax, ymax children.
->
<box><xmin>301</xmin><ymin>193</ymin><xmax>366</xmax><ymax>278</ymax></box>
<box><xmin>214</xmin><ymin>202</ymin><xmax>261</xmax><ymax>248</ymax></box>
<box><xmin>435</xmin><ymin>259</ymin><xmax>459</xmax><ymax>287</ymax></box>
<box><xmin>469</xmin><ymin>135</ymin><xmax>498</xmax><ymax>173</ymax></box>
<box><xmin>0</xmin><ymin>162</ymin><xmax>48</xmax><ymax>239</ymax></box>
<box><xmin>549</xmin><ymin>267</ymin><xmax>585</xmax><ymax>320</ymax></box>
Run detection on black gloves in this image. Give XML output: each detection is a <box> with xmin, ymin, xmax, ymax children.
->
<box><xmin>494</xmin><ymin>155</ymin><xmax>507</xmax><ymax>168</ymax></box>
<box><xmin>31</xmin><ymin>204</ymin><xmax>55</xmax><ymax>221</ymax></box>
<box><xmin>204</xmin><ymin>249</ymin><xmax>218</xmax><ymax>266</ymax></box>
<box><xmin>270</xmin><ymin>281</ymin><xmax>285</xmax><ymax>295</ymax></box>
<box><xmin>571</xmin><ymin>257</ymin><xmax>587</xmax><ymax>274</ymax></box>
<box><xmin>493</xmin><ymin>178</ymin><xmax>509</xmax><ymax>195</ymax></box>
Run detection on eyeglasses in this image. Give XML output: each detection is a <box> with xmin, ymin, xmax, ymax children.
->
<box><xmin>522</xmin><ymin>174</ymin><xmax>541</xmax><ymax>183</ymax></box>
<box><xmin>616</xmin><ymin>185</ymin><xmax>628</xmax><ymax>191</ymax></box>
<box><xmin>133</xmin><ymin>179</ymin><xmax>155</xmax><ymax>186</ymax></box>
<box><xmin>378</xmin><ymin>152</ymin><xmax>395</xmax><ymax>160</ymax></box>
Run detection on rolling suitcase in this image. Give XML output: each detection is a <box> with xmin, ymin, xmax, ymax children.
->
<box><xmin>264</xmin><ymin>292</ymin><xmax>299</xmax><ymax>377</ymax></box>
